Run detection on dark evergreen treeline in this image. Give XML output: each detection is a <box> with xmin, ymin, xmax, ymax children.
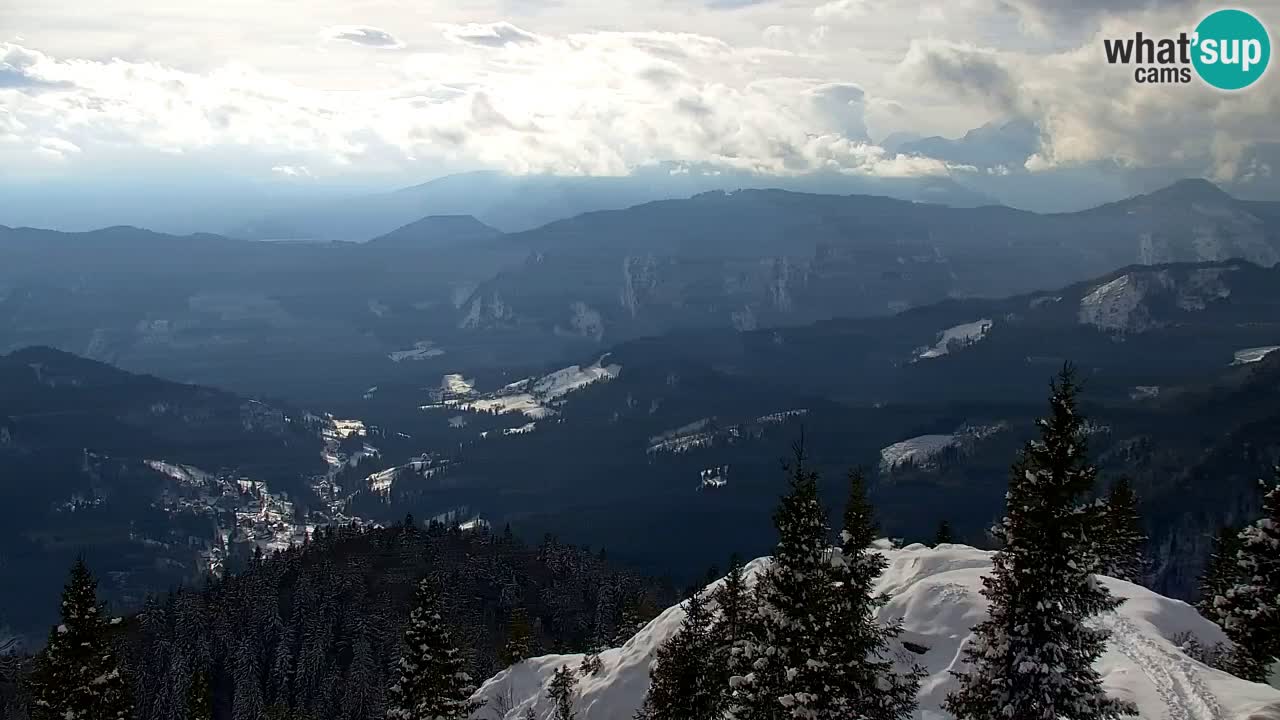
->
<box><xmin>1</xmin><ymin>519</ymin><xmax>670</xmax><ymax>720</ymax></box>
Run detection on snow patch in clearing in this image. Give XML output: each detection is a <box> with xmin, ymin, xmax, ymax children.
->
<box><xmin>441</xmin><ymin>373</ymin><xmax>476</xmax><ymax>396</ymax></box>
<box><xmin>388</xmin><ymin>340</ymin><xmax>444</xmax><ymax>362</ymax></box>
<box><xmin>879</xmin><ymin>424</ymin><xmax>1005</xmax><ymax>473</ymax></box>
<box><xmin>327</xmin><ymin>418</ymin><xmax>367</xmax><ymax>440</ymax></box>
<box><xmin>916</xmin><ymin>319</ymin><xmax>992</xmax><ymax>360</ymax></box>
<box><xmin>473</xmin><ymin>544</ymin><xmax>1280</xmax><ymax>720</ymax></box>
<box><xmin>649</xmin><ymin>418</ymin><xmax>712</xmax><ymax>447</ymax></box>
<box><xmin>647</xmin><ymin>410</ymin><xmax>809</xmax><ymax>455</ymax></box>
<box><xmin>365</xmin><ymin>455</ymin><xmax>450</xmax><ymax>498</ymax></box>
<box><xmin>1234</xmin><ymin>346</ymin><xmax>1280</xmax><ymax>365</ymax></box>
<box><xmin>700</xmin><ymin>465</ymin><xmax>728</xmax><ymax>488</ymax></box>
<box><xmin>531</xmin><ymin>357</ymin><xmax>621</xmax><ymax>401</ymax></box>
<box><xmin>145</xmin><ymin>460</ymin><xmax>212</xmax><ymax>487</ymax></box>
<box><xmin>503</xmin><ymin>422</ymin><xmax>537</xmax><ymax>435</ymax></box>
<box><xmin>879</xmin><ymin>434</ymin><xmax>959</xmax><ymax>471</ymax></box>
<box><xmin>442</xmin><ymin>357</ymin><xmax>621</xmax><ymax>419</ymax></box>
<box><xmin>1129</xmin><ymin>386</ymin><xmax>1161</xmax><ymax>401</ymax></box>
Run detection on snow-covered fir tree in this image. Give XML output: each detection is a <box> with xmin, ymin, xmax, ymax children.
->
<box><xmin>25</xmin><ymin>558</ymin><xmax>134</xmax><ymax>720</ymax></box>
<box><xmin>728</xmin><ymin>444</ymin><xmax>914</xmax><ymax>720</ymax></box>
<box><xmin>501</xmin><ymin>607</ymin><xmax>534</xmax><ymax>666</ymax></box>
<box><xmin>548</xmin><ymin>665</ymin><xmax>578</xmax><ymax>720</ymax></box>
<box><xmin>1213</xmin><ymin>474</ymin><xmax>1280</xmax><ymax>683</ymax></box>
<box><xmin>636</xmin><ymin>588</ymin><xmax>721</xmax><ymax>720</ymax></box>
<box><xmin>578</xmin><ymin>650</ymin><xmax>603</xmax><ymax>677</ymax></box>
<box><xmin>726</xmin><ymin>444</ymin><xmax>836</xmax><ymax>720</ymax></box>
<box><xmin>1196</xmin><ymin>524</ymin><xmax>1244</xmax><ymax>621</ymax></box>
<box><xmin>386</xmin><ymin>577</ymin><xmax>484</xmax><ymax>720</ymax></box>
<box><xmin>827</xmin><ymin>469</ymin><xmax>921</xmax><ymax>720</ymax></box>
<box><xmin>944</xmin><ymin>367</ymin><xmax>1137</xmax><ymax>720</ymax></box>
<box><xmin>1097</xmin><ymin>477</ymin><xmax>1147</xmax><ymax>582</ymax></box>
<box><xmin>711</xmin><ymin>554</ymin><xmax>751</xmax><ymax>654</ymax></box>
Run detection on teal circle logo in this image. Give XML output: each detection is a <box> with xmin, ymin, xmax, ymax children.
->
<box><xmin>1193</xmin><ymin>9</ymin><xmax>1270</xmax><ymax>90</ymax></box>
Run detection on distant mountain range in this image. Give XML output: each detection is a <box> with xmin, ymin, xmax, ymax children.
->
<box><xmin>228</xmin><ymin>167</ymin><xmax>997</xmax><ymax>241</ymax></box>
<box><xmin>2</xmin><ymin>179</ymin><xmax>1276</xmax><ymax>406</ymax></box>
<box><xmin>3</xmin><ymin>253</ymin><xmax>1279</xmax><ymax>645</ymax></box>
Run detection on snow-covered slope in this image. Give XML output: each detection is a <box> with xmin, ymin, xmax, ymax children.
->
<box><xmin>421</xmin><ymin>356</ymin><xmax>621</xmax><ymax>421</ymax></box>
<box><xmin>915</xmin><ymin>319</ymin><xmax>992</xmax><ymax>360</ymax></box>
<box><xmin>473</xmin><ymin>544</ymin><xmax>1280</xmax><ymax>720</ymax></box>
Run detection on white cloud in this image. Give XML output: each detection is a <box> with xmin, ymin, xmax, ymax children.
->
<box><xmin>439</xmin><ymin>22</ymin><xmax>542</xmax><ymax>48</ymax></box>
<box><xmin>34</xmin><ymin>136</ymin><xmax>81</xmax><ymax>159</ymax></box>
<box><xmin>814</xmin><ymin>0</ymin><xmax>870</xmax><ymax>22</ymax></box>
<box><xmin>321</xmin><ymin>25</ymin><xmax>405</xmax><ymax>49</ymax></box>
<box><xmin>271</xmin><ymin>164</ymin><xmax>312</xmax><ymax>177</ymax></box>
<box><xmin>0</xmin><ymin>0</ymin><xmax>1275</xmax><ymax>188</ymax></box>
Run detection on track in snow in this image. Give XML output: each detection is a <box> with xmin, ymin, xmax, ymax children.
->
<box><xmin>1102</xmin><ymin>613</ymin><xmax>1224</xmax><ymax>720</ymax></box>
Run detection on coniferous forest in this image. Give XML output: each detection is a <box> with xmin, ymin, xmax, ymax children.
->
<box><xmin>2</xmin><ymin>366</ymin><xmax>1278</xmax><ymax>719</ymax></box>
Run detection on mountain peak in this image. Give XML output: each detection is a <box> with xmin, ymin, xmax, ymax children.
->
<box><xmin>1146</xmin><ymin>178</ymin><xmax>1231</xmax><ymax>203</ymax></box>
<box><xmin>367</xmin><ymin>214</ymin><xmax>503</xmax><ymax>247</ymax></box>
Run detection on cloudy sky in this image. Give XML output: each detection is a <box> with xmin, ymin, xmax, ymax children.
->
<box><xmin>1</xmin><ymin>0</ymin><xmax>1277</xmax><ymax>192</ymax></box>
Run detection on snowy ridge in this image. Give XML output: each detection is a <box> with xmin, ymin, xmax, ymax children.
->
<box><xmin>472</xmin><ymin>544</ymin><xmax>1280</xmax><ymax>720</ymax></box>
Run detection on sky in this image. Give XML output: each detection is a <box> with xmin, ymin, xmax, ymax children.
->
<box><xmin>1</xmin><ymin>0</ymin><xmax>1277</xmax><ymax>199</ymax></box>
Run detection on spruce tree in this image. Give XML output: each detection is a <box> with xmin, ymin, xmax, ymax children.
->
<box><xmin>829</xmin><ymin>469</ymin><xmax>921</xmax><ymax>719</ymax></box>
<box><xmin>1196</xmin><ymin>524</ymin><xmax>1244</xmax><ymax>621</ymax></box>
<box><xmin>501</xmin><ymin>608</ymin><xmax>534</xmax><ymax>666</ymax></box>
<box><xmin>1097</xmin><ymin>477</ymin><xmax>1146</xmax><ymax>582</ymax></box>
<box><xmin>25</xmin><ymin>558</ymin><xmax>134</xmax><ymax>720</ymax></box>
<box><xmin>636</xmin><ymin>589</ymin><xmax>720</xmax><ymax>720</ymax></box>
<box><xmin>944</xmin><ymin>367</ymin><xmax>1136</xmax><ymax>720</ymax></box>
<box><xmin>386</xmin><ymin>578</ymin><xmax>484</xmax><ymax>720</ymax></box>
<box><xmin>934</xmin><ymin>519</ymin><xmax>955</xmax><ymax>546</ymax></box>
<box><xmin>548</xmin><ymin>665</ymin><xmax>577</xmax><ymax>720</ymax></box>
<box><xmin>726</xmin><ymin>443</ymin><xmax>847</xmax><ymax>720</ymax></box>
<box><xmin>711</xmin><ymin>554</ymin><xmax>750</xmax><ymax>653</ymax></box>
<box><xmin>1214</xmin><ymin>475</ymin><xmax>1280</xmax><ymax>683</ymax></box>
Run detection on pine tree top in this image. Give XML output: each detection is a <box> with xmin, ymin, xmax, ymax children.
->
<box><xmin>841</xmin><ymin>467</ymin><xmax>877</xmax><ymax>552</ymax></box>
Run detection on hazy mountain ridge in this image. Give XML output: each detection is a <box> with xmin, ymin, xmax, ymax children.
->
<box><xmin>228</xmin><ymin>168</ymin><xmax>997</xmax><ymax>242</ymax></box>
<box><xmin>3</xmin><ymin>180</ymin><xmax>1275</xmax><ymax>404</ymax></box>
<box><xmin>452</xmin><ymin>183</ymin><xmax>1280</xmax><ymax>352</ymax></box>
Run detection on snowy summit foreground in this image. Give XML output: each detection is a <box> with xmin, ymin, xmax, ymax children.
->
<box><xmin>473</xmin><ymin>543</ymin><xmax>1280</xmax><ymax>720</ymax></box>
